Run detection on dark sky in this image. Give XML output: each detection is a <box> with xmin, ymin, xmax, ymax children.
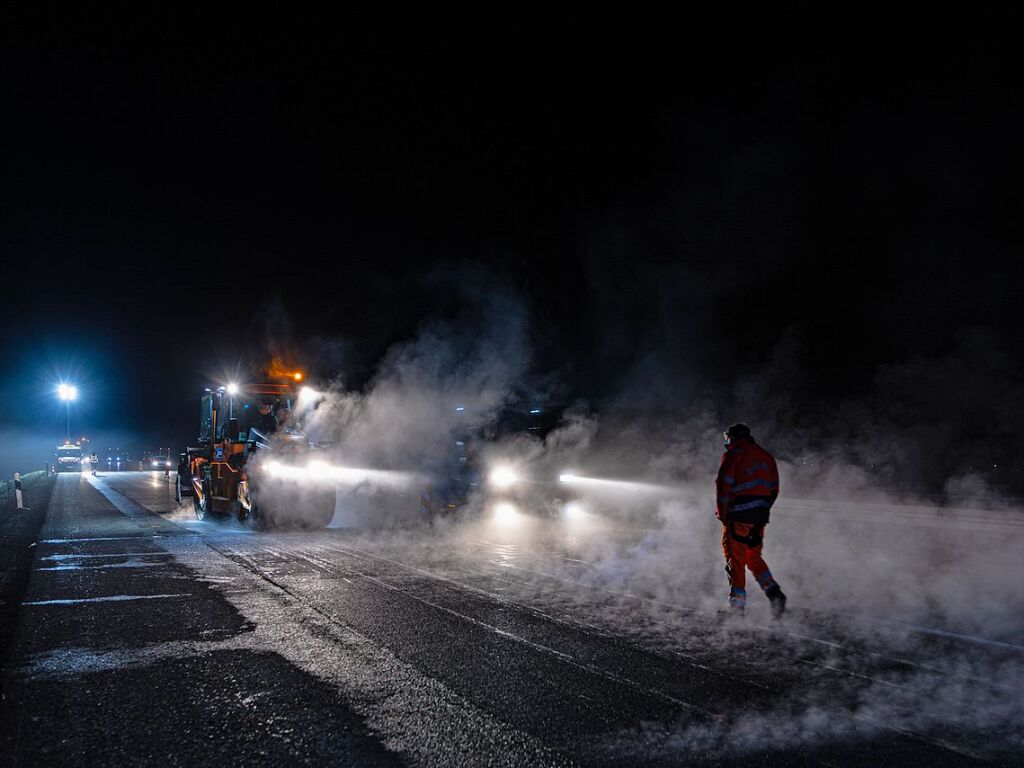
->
<box><xmin>1</xmin><ymin>6</ymin><xmax>1022</xmax><ymax>458</ymax></box>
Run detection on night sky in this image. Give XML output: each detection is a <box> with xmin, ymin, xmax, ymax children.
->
<box><xmin>1</xmin><ymin>7</ymin><xmax>1022</xmax><ymax>472</ymax></box>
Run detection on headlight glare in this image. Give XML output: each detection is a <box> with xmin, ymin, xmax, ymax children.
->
<box><xmin>489</xmin><ymin>465</ymin><xmax>520</xmax><ymax>489</ymax></box>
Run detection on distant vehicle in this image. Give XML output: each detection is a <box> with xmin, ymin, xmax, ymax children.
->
<box><xmin>54</xmin><ymin>442</ymin><xmax>84</xmax><ymax>473</ymax></box>
<box><xmin>176</xmin><ymin>371</ymin><xmax>335</xmax><ymax>528</ymax></box>
<box><xmin>104</xmin><ymin>449</ymin><xmax>130</xmax><ymax>471</ymax></box>
<box><xmin>433</xmin><ymin>405</ymin><xmax>574</xmax><ymax>517</ymax></box>
<box><xmin>141</xmin><ymin>448</ymin><xmax>173</xmax><ymax>470</ymax></box>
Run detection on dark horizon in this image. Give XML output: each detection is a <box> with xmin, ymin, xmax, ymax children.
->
<box><xmin>2</xmin><ymin>7</ymin><xmax>1022</xmax><ymax>492</ymax></box>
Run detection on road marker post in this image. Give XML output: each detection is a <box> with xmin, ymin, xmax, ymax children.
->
<box><xmin>14</xmin><ymin>472</ymin><xmax>27</xmax><ymax>510</ymax></box>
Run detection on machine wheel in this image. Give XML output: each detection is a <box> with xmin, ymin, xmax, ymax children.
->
<box><xmin>194</xmin><ymin>478</ymin><xmax>216</xmax><ymax>521</ymax></box>
<box><xmin>233</xmin><ymin>477</ymin><xmax>263</xmax><ymax>528</ymax></box>
<box><xmin>239</xmin><ymin>488</ymin><xmax>334</xmax><ymax>530</ymax></box>
<box><xmin>238</xmin><ymin>498</ymin><xmax>266</xmax><ymax>530</ymax></box>
<box><xmin>235</xmin><ymin>481</ymin><xmax>260</xmax><ymax>528</ymax></box>
<box><xmin>239</xmin><ymin>491</ymin><xmax>275</xmax><ymax>530</ymax></box>
<box><xmin>174</xmin><ymin>472</ymin><xmax>184</xmax><ymax>504</ymax></box>
<box><xmin>301</xmin><ymin>489</ymin><xmax>337</xmax><ymax>529</ymax></box>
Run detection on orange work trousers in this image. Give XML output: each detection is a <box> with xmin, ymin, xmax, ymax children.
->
<box><xmin>721</xmin><ymin>521</ymin><xmax>777</xmax><ymax>607</ymax></box>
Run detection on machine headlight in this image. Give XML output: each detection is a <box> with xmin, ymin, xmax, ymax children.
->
<box><xmin>489</xmin><ymin>465</ymin><xmax>520</xmax><ymax>489</ymax></box>
<box><xmin>493</xmin><ymin>502</ymin><xmax>519</xmax><ymax>524</ymax></box>
<box><xmin>562</xmin><ymin>501</ymin><xmax>588</xmax><ymax>520</ymax></box>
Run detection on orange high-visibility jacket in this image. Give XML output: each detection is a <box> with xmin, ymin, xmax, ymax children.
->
<box><xmin>716</xmin><ymin>437</ymin><xmax>779</xmax><ymax>523</ymax></box>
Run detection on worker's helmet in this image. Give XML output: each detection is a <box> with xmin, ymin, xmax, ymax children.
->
<box><xmin>723</xmin><ymin>423</ymin><xmax>752</xmax><ymax>447</ymax></box>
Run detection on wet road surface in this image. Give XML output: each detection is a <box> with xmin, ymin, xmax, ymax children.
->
<box><xmin>1</xmin><ymin>473</ymin><xmax>1021</xmax><ymax>766</ymax></box>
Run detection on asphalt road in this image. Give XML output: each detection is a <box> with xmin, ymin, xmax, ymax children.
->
<box><xmin>1</xmin><ymin>472</ymin><xmax>1021</xmax><ymax>766</ymax></box>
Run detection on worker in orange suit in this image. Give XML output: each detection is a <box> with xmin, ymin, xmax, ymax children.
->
<box><xmin>716</xmin><ymin>423</ymin><xmax>787</xmax><ymax>616</ymax></box>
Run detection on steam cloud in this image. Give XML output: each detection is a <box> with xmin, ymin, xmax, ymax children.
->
<box><xmin>271</xmin><ymin>276</ymin><xmax>1021</xmax><ymax>759</ymax></box>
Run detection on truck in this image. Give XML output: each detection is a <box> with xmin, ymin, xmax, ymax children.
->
<box><xmin>54</xmin><ymin>441</ymin><xmax>84</xmax><ymax>473</ymax></box>
<box><xmin>175</xmin><ymin>374</ymin><xmax>336</xmax><ymax>528</ymax></box>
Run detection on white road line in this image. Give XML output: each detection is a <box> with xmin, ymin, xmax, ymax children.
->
<box><xmin>895</xmin><ymin>622</ymin><xmax>1024</xmax><ymax>652</ymax></box>
<box><xmin>40</xmin><ymin>536</ymin><xmax>162</xmax><ymax>544</ymax></box>
<box><xmin>23</xmin><ymin>594</ymin><xmax>190</xmax><ymax>606</ymax></box>
<box><xmin>40</xmin><ymin>552</ymin><xmax>169</xmax><ymax>561</ymax></box>
<box><xmin>36</xmin><ymin>562</ymin><xmax>165</xmax><ymax>571</ymax></box>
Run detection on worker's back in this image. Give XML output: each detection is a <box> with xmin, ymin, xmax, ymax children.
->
<box><xmin>717</xmin><ymin>437</ymin><xmax>779</xmax><ymax>523</ymax></box>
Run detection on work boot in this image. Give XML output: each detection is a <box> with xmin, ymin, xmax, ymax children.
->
<box><xmin>727</xmin><ymin>587</ymin><xmax>746</xmax><ymax>613</ymax></box>
<box><xmin>765</xmin><ymin>585</ymin><xmax>787</xmax><ymax>619</ymax></box>
<box><xmin>723</xmin><ymin>600</ymin><xmax>745</xmax><ymax>621</ymax></box>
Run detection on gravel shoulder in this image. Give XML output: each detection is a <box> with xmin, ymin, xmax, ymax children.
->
<box><xmin>0</xmin><ymin>471</ymin><xmax>54</xmax><ymax>664</ymax></box>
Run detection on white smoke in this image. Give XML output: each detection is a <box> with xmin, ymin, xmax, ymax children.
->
<box><xmin>265</xmin><ymin>283</ymin><xmax>1022</xmax><ymax>759</ymax></box>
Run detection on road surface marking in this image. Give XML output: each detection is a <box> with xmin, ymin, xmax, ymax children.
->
<box><xmin>895</xmin><ymin>622</ymin><xmax>1024</xmax><ymax>652</ymax></box>
<box><xmin>23</xmin><ymin>594</ymin><xmax>190</xmax><ymax>606</ymax></box>
<box><xmin>36</xmin><ymin>561</ymin><xmax>165</xmax><ymax>571</ymax></box>
<box><xmin>40</xmin><ymin>536</ymin><xmax>163</xmax><ymax>544</ymax></box>
<box><xmin>40</xmin><ymin>552</ymin><xmax>169</xmax><ymax>560</ymax></box>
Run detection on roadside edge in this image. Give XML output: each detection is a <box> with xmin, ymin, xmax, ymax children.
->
<box><xmin>0</xmin><ymin>471</ymin><xmax>56</xmax><ymax>678</ymax></box>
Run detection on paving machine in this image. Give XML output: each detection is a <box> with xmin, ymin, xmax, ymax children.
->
<box><xmin>175</xmin><ymin>373</ymin><xmax>336</xmax><ymax>528</ymax></box>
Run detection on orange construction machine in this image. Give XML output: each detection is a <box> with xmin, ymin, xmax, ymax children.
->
<box><xmin>175</xmin><ymin>373</ymin><xmax>336</xmax><ymax>528</ymax></box>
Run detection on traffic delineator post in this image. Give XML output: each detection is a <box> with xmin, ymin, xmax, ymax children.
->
<box><xmin>14</xmin><ymin>472</ymin><xmax>27</xmax><ymax>510</ymax></box>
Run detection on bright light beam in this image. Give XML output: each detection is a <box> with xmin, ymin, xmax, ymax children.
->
<box><xmin>262</xmin><ymin>460</ymin><xmax>420</xmax><ymax>488</ymax></box>
<box><xmin>558</xmin><ymin>473</ymin><xmax>674</xmax><ymax>495</ymax></box>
